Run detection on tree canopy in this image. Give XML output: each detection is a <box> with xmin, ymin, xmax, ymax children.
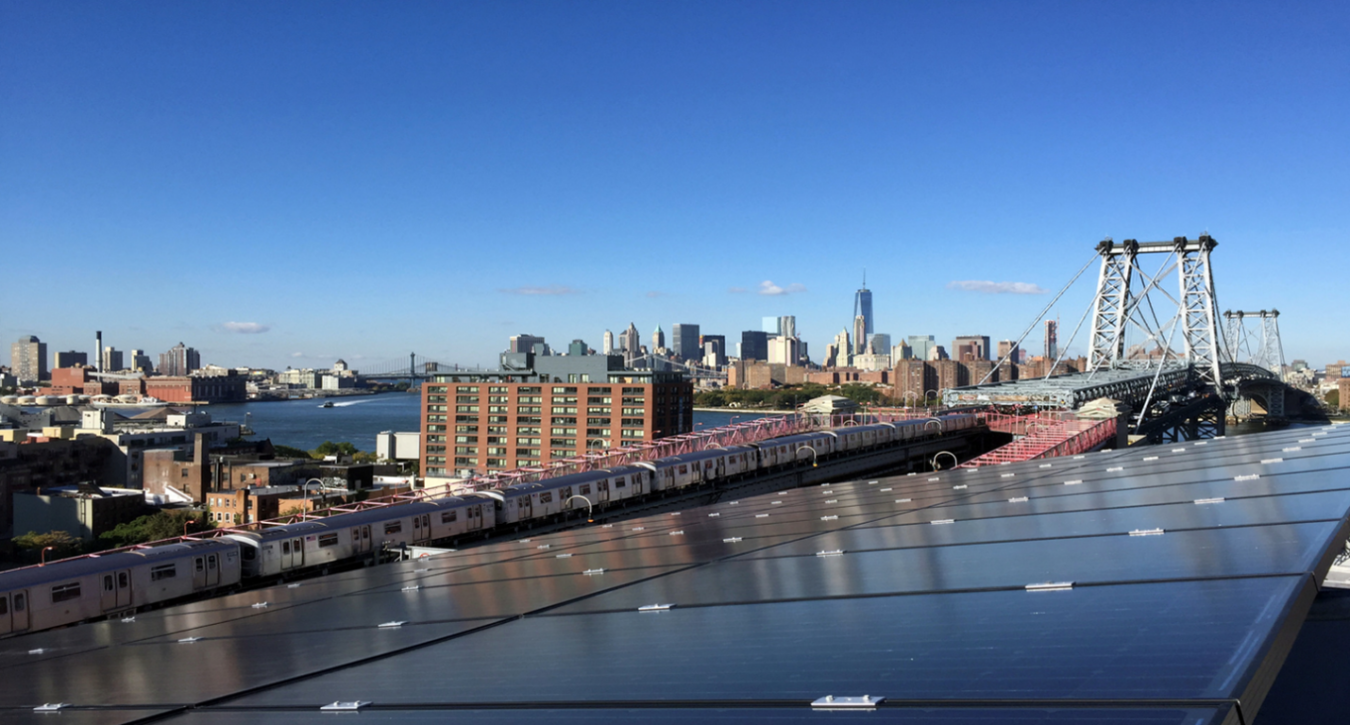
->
<box><xmin>100</xmin><ymin>510</ymin><xmax>212</xmax><ymax>548</ymax></box>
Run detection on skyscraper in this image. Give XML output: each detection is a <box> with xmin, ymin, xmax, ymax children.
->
<box><xmin>952</xmin><ymin>335</ymin><xmax>991</xmax><ymax>362</ymax></box>
<box><xmin>509</xmin><ymin>334</ymin><xmax>546</xmax><ymax>355</ymax></box>
<box><xmin>739</xmin><ymin>330</ymin><xmax>769</xmax><ymax>361</ymax></box>
<box><xmin>1045</xmin><ymin>319</ymin><xmax>1059</xmax><ymax>361</ymax></box>
<box><xmin>54</xmin><ymin>350</ymin><xmax>88</xmax><ymax>368</ymax></box>
<box><xmin>602</xmin><ymin>330</ymin><xmax>614</xmax><ymax>355</ymax></box>
<box><xmin>853</xmin><ymin>315</ymin><xmax>867</xmax><ymax>355</ymax></box>
<box><xmin>853</xmin><ymin>273</ymin><xmax>874</xmax><ymax>337</ymax></box>
<box><xmin>158</xmin><ymin>342</ymin><xmax>201</xmax><ymax>377</ymax></box>
<box><xmin>621</xmin><ymin>323</ymin><xmax>640</xmax><ymax>368</ymax></box>
<box><xmin>672</xmin><ymin>324</ymin><xmax>700</xmax><ymax>362</ymax></box>
<box><xmin>832</xmin><ymin>329</ymin><xmax>851</xmax><ymax>368</ymax></box>
<box><xmin>11</xmin><ymin>335</ymin><xmax>47</xmax><ymax>384</ymax></box>
<box><xmin>778</xmin><ymin>316</ymin><xmax>796</xmax><ymax>340</ymax></box>
<box><xmin>652</xmin><ymin>325</ymin><xmax>665</xmax><ymax>353</ymax></box>
<box><xmin>907</xmin><ymin>335</ymin><xmax>936</xmax><ymax>363</ymax></box>
<box><xmin>101</xmin><ymin>346</ymin><xmax>124</xmax><ymax>372</ymax></box>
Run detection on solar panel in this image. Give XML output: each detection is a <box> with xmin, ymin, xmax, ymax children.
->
<box><xmin>1</xmin><ymin>423</ymin><xmax>1346</xmax><ymax>724</ymax></box>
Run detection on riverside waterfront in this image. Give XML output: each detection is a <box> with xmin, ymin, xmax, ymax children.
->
<box><xmin>205</xmin><ymin>394</ymin><xmax>782</xmax><ymax>453</ymax></box>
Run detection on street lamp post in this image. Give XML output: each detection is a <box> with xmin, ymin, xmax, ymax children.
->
<box><xmin>184</xmin><ymin>519</ymin><xmax>197</xmax><ymax>537</ymax></box>
<box><xmin>303</xmin><ymin>477</ymin><xmax>328</xmax><ymax>513</ymax></box>
<box><xmin>40</xmin><ymin>546</ymin><xmax>55</xmax><ymax>566</ymax></box>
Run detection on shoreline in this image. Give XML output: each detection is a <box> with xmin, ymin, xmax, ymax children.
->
<box><xmin>694</xmin><ymin>407</ymin><xmax>794</xmax><ymax>415</ymax></box>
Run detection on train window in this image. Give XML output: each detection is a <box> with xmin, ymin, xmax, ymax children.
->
<box><xmin>104</xmin><ymin>575</ymin><xmax>114</xmax><ymax>592</ymax></box>
<box><xmin>580</xmin><ymin>484</ymin><xmax>591</xmax><ymax>495</ymax></box>
<box><xmin>196</xmin><ymin>558</ymin><xmax>204</xmax><ymax>572</ymax></box>
<box><xmin>539</xmin><ymin>492</ymin><xmax>553</xmax><ymax>503</ymax></box>
<box><xmin>209</xmin><ymin>555</ymin><xmax>217</xmax><ymax>570</ymax></box>
<box><xmin>442</xmin><ymin>510</ymin><xmax>457</xmax><ymax>523</ymax></box>
<box><xmin>14</xmin><ymin>593</ymin><xmax>25</xmax><ymax>612</ymax></box>
<box><xmin>241</xmin><ymin>547</ymin><xmax>257</xmax><ymax>561</ymax></box>
<box><xmin>363</xmin><ymin>528</ymin><xmax>370</xmax><ymax>539</ymax></box>
<box><xmin>414</xmin><ymin>517</ymin><xmax>420</xmax><ymax>529</ymax></box>
<box><xmin>0</xmin><ymin>598</ymin><xmax>6</xmax><ymax>615</ymax></box>
<box><xmin>118</xmin><ymin>573</ymin><xmax>129</xmax><ymax>588</ymax></box>
<box><xmin>318</xmin><ymin>533</ymin><xmax>339</xmax><ymax>548</ymax></box>
<box><xmin>150</xmin><ymin>564</ymin><xmax>177</xmax><ymax>581</ymax></box>
<box><xmin>282</xmin><ymin>541</ymin><xmax>290</xmax><ymax>555</ymax></box>
<box><xmin>615</xmin><ymin>480</ymin><xmax>626</xmax><ymax>488</ymax></box>
<box><xmin>385</xmin><ymin>521</ymin><xmax>402</xmax><ymax>534</ymax></box>
<box><xmin>51</xmin><ymin>583</ymin><xmax>82</xmax><ymax>603</ymax></box>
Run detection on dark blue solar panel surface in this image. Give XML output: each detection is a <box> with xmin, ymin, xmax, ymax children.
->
<box><xmin>0</xmin><ymin>423</ymin><xmax>1345</xmax><ymax>725</ymax></box>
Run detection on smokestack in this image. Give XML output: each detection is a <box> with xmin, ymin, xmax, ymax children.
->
<box><xmin>96</xmin><ymin>330</ymin><xmax>103</xmax><ymax>372</ymax></box>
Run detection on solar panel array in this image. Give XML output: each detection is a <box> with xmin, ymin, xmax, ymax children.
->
<box><xmin>3</xmin><ymin>423</ymin><xmax>1349</xmax><ymax>725</ymax></box>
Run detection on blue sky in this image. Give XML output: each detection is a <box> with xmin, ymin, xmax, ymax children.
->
<box><xmin>3</xmin><ymin>1</ymin><xmax>1347</xmax><ymax>372</ymax></box>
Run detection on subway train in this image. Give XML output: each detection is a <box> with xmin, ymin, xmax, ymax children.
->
<box><xmin>0</xmin><ymin>414</ymin><xmax>977</xmax><ymax>636</ymax></box>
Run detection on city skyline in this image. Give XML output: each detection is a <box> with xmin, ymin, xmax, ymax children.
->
<box><xmin>4</xmin><ymin>3</ymin><xmax>1347</xmax><ymax>369</ymax></box>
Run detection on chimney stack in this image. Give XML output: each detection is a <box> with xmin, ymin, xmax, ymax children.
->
<box><xmin>95</xmin><ymin>330</ymin><xmax>103</xmax><ymax>373</ymax></box>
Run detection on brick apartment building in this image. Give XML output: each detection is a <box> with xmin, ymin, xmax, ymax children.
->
<box><xmin>421</xmin><ymin>353</ymin><xmax>692</xmax><ymax>477</ymax></box>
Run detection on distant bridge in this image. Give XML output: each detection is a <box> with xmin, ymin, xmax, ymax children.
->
<box><xmin>944</xmin><ymin>236</ymin><xmax>1312</xmax><ymax>443</ymax></box>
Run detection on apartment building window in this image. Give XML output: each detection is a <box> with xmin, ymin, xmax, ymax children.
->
<box><xmin>588</xmin><ymin>398</ymin><xmax>611</xmax><ymax>405</ymax></box>
<box><xmin>551</xmin><ymin>406</ymin><xmax>577</xmax><ymax>415</ymax></box>
<box><xmin>586</xmin><ymin>428</ymin><xmax>611</xmax><ymax>437</ymax></box>
<box><xmin>550</xmin><ymin>438</ymin><xmax>575</xmax><ymax>448</ymax></box>
<box><xmin>455</xmin><ymin>446</ymin><xmax>478</xmax><ymax>454</ymax></box>
<box><xmin>587</xmin><ymin>417</ymin><xmax>610</xmax><ymax>426</ymax></box>
<box><xmin>551</xmin><ymin>427</ymin><xmax>577</xmax><ymax>436</ymax></box>
<box><xmin>517</xmin><ymin>426</ymin><xmax>541</xmax><ymax>435</ymax></box>
<box><xmin>427</xmin><ymin>424</ymin><xmax>446</xmax><ymax>432</ymax></box>
<box><xmin>453</xmin><ymin>425</ymin><xmax>476</xmax><ymax>433</ymax></box>
<box><xmin>427</xmin><ymin>405</ymin><xmax>447</xmax><ymax>412</ymax></box>
<box><xmin>588</xmin><ymin>387</ymin><xmax>612</xmax><ymax>395</ymax></box>
<box><xmin>519</xmin><ymin>386</ymin><xmax>541</xmax><ymax>394</ymax></box>
<box><xmin>622</xmin><ymin>418</ymin><xmax>644</xmax><ymax>427</ymax></box>
<box><xmin>621</xmin><ymin>429</ymin><xmax>643</xmax><ymax>439</ymax></box>
<box><xmin>486</xmin><ymin>458</ymin><xmax>506</xmax><ymax>467</ymax></box>
<box><xmin>552</xmin><ymin>387</ymin><xmax>577</xmax><ymax>394</ymax></box>
<box><xmin>456</xmin><ymin>405</ymin><xmax>479</xmax><ymax>413</ymax></box>
<box><xmin>453</xmin><ymin>457</ymin><xmax>477</xmax><ymax>467</ymax></box>
<box><xmin>489</xmin><ymin>386</ymin><xmax>508</xmax><ymax>393</ymax></box>
<box><xmin>488</xmin><ymin>415</ymin><xmax>508</xmax><ymax>423</ymax></box>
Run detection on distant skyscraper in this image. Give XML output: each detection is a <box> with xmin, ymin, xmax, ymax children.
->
<box><xmin>101</xmin><ymin>346</ymin><xmax>124</xmax><ymax>372</ymax></box>
<box><xmin>997</xmin><ymin>340</ymin><xmax>1019</xmax><ymax>363</ymax></box>
<box><xmin>11</xmin><ymin>335</ymin><xmax>47</xmax><ymax>384</ymax></box>
<box><xmin>602</xmin><ymin>330</ymin><xmax>615</xmax><ymax>355</ymax></box>
<box><xmin>853</xmin><ymin>316</ymin><xmax>867</xmax><ymax>355</ymax></box>
<box><xmin>672</xmin><ymin>324</ymin><xmax>700</xmax><ymax>362</ymax></box>
<box><xmin>778</xmin><ymin>316</ymin><xmax>796</xmax><ymax>340</ymax></box>
<box><xmin>568</xmin><ymin>339</ymin><xmax>589</xmax><ymax>356</ymax></box>
<box><xmin>130</xmin><ymin>349</ymin><xmax>154</xmax><ymax>373</ymax></box>
<box><xmin>952</xmin><ymin>335</ymin><xmax>991</xmax><ymax>362</ymax></box>
<box><xmin>652</xmin><ymin>325</ymin><xmax>665</xmax><ymax>353</ymax></box>
<box><xmin>1045</xmin><ymin>319</ymin><xmax>1059</xmax><ymax>361</ymax></box>
<box><xmin>867</xmin><ymin>333</ymin><xmax>891</xmax><ymax>356</ymax></box>
<box><xmin>699</xmin><ymin>334</ymin><xmax>725</xmax><ymax>366</ymax></box>
<box><xmin>907</xmin><ymin>335</ymin><xmax>936</xmax><ymax>363</ymax></box>
<box><xmin>621</xmin><ymin>323</ymin><xmax>640</xmax><ymax>367</ymax></box>
<box><xmin>832</xmin><ymin>329</ymin><xmax>851</xmax><ymax>368</ymax></box>
<box><xmin>509</xmin><ymin>334</ymin><xmax>546</xmax><ymax>355</ymax></box>
<box><xmin>739</xmin><ymin>330</ymin><xmax>770</xmax><ymax>361</ymax></box>
<box><xmin>853</xmin><ymin>273</ymin><xmax>874</xmax><ymax>337</ymax></box>
<box><xmin>54</xmin><ymin>350</ymin><xmax>88</xmax><ymax>368</ymax></box>
<box><xmin>158</xmin><ymin>342</ymin><xmax>200</xmax><ymax>377</ymax></box>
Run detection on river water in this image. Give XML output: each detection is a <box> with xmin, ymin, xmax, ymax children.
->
<box><xmin>203</xmin><ymin>395</ymin><xmax>781</xmax><ymax>453</ymax></box>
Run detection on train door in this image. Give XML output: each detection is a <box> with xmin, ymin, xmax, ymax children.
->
<box><xmin>115</xmin><ymin>570</ymin><xmax>131</xmax><ymax>608</ymax></box>
<box><xmin>596</xmin><ymin>480</ymin><xmax>609</xmax><ymax>503</ymax></box>
<box><xmin>280</xmin><ymin>540</ymin><xmax>294</xmax><ymax>571</ymax></box>
<box><xmin>101</xmin><ymin>573</ymin><xmax>117</xmax><ymax>611</ymax></box>
<box><xmin>354</xmin><ymin>526</ymin><xmax>371</xmax><ymax>554</ymax></box>
<box><xmin>293</xmin><ymin>538</ymin><xmax>305</xmax><ymax>568</ymax></box>
<box><xmin>520</xmin><ymin>495</ymin><xmax>533</xmax><ymax>520</ymax></box>
<box><xmin>193</xmin><ymin>556</ymin><xmax>207</xmax><ymax>589</ymax></box>
<box><xmin>206</xmin><ymin>553</ymin><xmax>220</xmax><ymax>587</ymax></box>
<box><xmin>0</xmin><ymin>593</ymin><xmax>10</xmax><ymax>635</ymax></box>
<box><xmin>10</xmin><ymin>590</ymin><xmax>29</xmax><ymax>633</ymax></box>
<box><xmin>414</xmin><ymin>514</ymin><xmax>431</xmax><ymax>543</ymax></box>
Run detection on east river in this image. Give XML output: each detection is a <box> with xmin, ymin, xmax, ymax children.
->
<box><xmin>205</xmin><ymin>394</ymin><xmax>772</xmax><ymax>453</ymax></box>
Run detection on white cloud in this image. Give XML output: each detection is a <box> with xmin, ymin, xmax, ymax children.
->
<box><xmin>291</xmin><ymin>351</ymin><xmax>305</xmax><ymax>358</ymax></box>
<box><xmin>499</xmin><ymin>285</ymin><xmax>579</xmax><ymax>296</ymax></box>
<box><xmin>220</xmin><ymin>321</ymin><xmax>270</xmax><ymax>334</ymax></box>
<box><xmin>758</xmin><ymin>280</ymin><xmax>807</xmax><ymax>296</ymax></box>
<box><xmin>946</xmin><ymin>280</ymin><xmax>1048</xmax><ymax>295</ymax></box>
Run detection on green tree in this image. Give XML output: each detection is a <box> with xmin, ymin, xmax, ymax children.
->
<box><xmin>272</xmin><ymin>444</ymin><xmax>312</xmax><ymax>459</ymax></box>
<box><xmin>12</xmin><ymin>530</ymin><xmax>82</xmax><ymax>559</ymax></box>
<box><xmin>100</xmin><ymin>510</ymin><xmax>212</xmax><ymax>548</ymax></box>
<box><xmin>1327</xmin><ymin>389</ymin><xmax>1340</xmax><ymax>410</ymax></box>
<box><xmin>312</xmin><ymin>441</ymin><xmax>359</xmax><ymax>457</ymax></box>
